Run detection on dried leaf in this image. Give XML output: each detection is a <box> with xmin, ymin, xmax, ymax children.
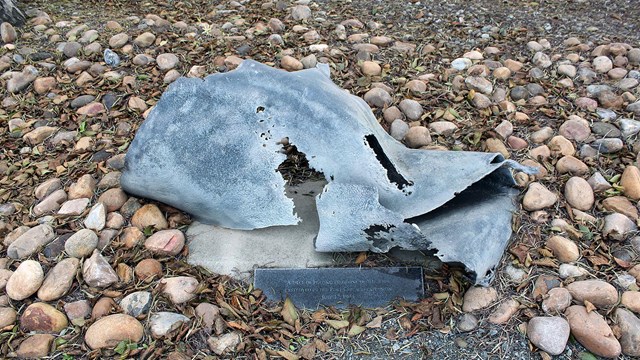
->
<box><xmin>365</xmin><ymin>315</ymin><xmax>382</xmax><ymax>328</ymax></box>
<box><xmin>355</xmin><ymin>252</ymin><xmax>367</xmax><ymax>265</ymax></box>
<box><xmin>325</xmin><ymin>319</ymin><xmax>349</xmax><ymax>330</ymax></box>
<box><xmin>348</xmin><ymin>324</ymin><xmax>366</xmax><ymax>337</ymax></box>
<box><xmin>281</xmin><ymin>297</ymin><xmax>299</xmax><ymax>326</ymax></box>
<box><xmin>531</xmin><ymin>258</ymin><xmax>558</xmax><ymax>268</ymax></box>
<box><xmin>298</xmin><ymin>342</ymin><xmax>316</xmax><ymax>360</ymax></box>
<box><xmin>586</xmin><ymin>254</ymin><xmax>609</xmax><ymax>267</ymax></box>
<box><xmin>614</xmin><ymin>257</ymin><xmax>632</xmax><ymax>269</ymax></box>
<box><xmin>584</xmin><ymin>300</ymin><xmax>596</xmax><ymax>313</ymax></box>
<box><xmin>538</xmin><ymin>248</ymin><xmax>554</xmax><ymax>258</ymax></box>
<box><xmin>276</xmin><ymin>350</ymin><xmax>299</xmax><ymax>360</ymax></box>
<box><xmin>314</xmin><ymin>339</ymin><xmax>329</xmax><ymax>352</ymax></box>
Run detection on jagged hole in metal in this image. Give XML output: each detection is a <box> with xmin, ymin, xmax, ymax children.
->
<box><xmin>121</xmin><ymin>60</ymin><xmax>519</xmax><ymax>285</ymax></box>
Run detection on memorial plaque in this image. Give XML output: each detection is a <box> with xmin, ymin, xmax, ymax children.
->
<box><xmin>254</xmin><ymin>267</ymin><xmax>424</xmax><ymax>308</ymax></box>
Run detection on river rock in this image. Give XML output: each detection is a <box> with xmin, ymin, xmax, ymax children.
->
<box><xmin>546</xmin><ymin>235</ymin><xmax>579</xmax><ymax>262</ymax></box>
<box><xmin>195</xmin><ymin>303</ymin><xmax>225</xmax><ymax>334</ymax></box>
<box><xmin>135</xmin><ymin>258</ymin><xmax>163</xmax><ymax>282</ymax></box>
<box><xmin>621</xmin><ymin>166</ymin><xmax>640</xmax><ymax>200</ymax></box>
<box><xmin>82</xmin><ymin>250</ymin><xmax>118</xmax><ymax>288</ymax></box>
<box><xmin>20</xmin><ymin>302</ymin><xmax>68</xmax><ymax>333</ymax></box>
<box><xmin>207</xmin><ymin>332</ymin><xmax>241</xmax><ymax>355</ymax></box>
<box><xmin>564</xmin><ymin>177</ymin><xmax>594</xmax><ymax>210</ymax></box>
<box><xmin>131</xmin><ymin>204</ymin><xmax>168</xmax><ymax>230</ymax></box>
<box><xmin>527</xmin><ymin>316</ymin><xmax>570</xmax><ymax>355</ymax></box>
<box><xmin>144</xmin><ymin>229</ymin><xmax>185</xmax><ymax>255</ymax></box>
<box><xmin>542</xmin><ymin>287</ymin><xmax>572</xmax><ymax>314</ymax></box>
<box><xmin>97</xmin><ymin>188</ymin><xmax>127</xmax><ymax>212</ymax></box>
<box><xmin>0</xmin><ymin>307</ymin><xmax>17</xmax><ymax>328</ymax></box>
<box><xmin>6</xmin><ymin>260</ymin><xmax>44</xmax><ymax>300</ymax></box>
<box><xmin>602</xmin><ymin>196</ymin><xmax>638</xmax><ymax>220</ymax></box>
<box><xmin>556</xmin><ymin>156</ymin><xmax>588</xmax><ymax>175</ymax></box>
<box><xmin>84</xmin><ymin>314</ymin><xmax>144</xmax><ymax>349</ymax></box>
<box><xmin>160</xmin><ymin>276</ymin><xmax>199</xmax><ymax>304</ymax></box>
<box><xmin>37</xmin><ymin>257</ymin><xmax>79</xmax><ymax>301</ymax></box>
<box><xmin>84</xmin><ymin>202</ymin><xmax>106</xmax><ymax>231</ymax></box>
<box><xmin>64</xmin><ymin>229</ymin><xmax>99</xmax><ymax>258</ymax></box>
<box><xmin>565</xmin><ymin>305</ymin><xmax>621</xmax><ymax>358</ymax></box>
<box><xmin>7</xmin><ymin>224</ymin><xmax>55</xmax><ymax>259</ymax></box>
<box><xmin>120</xmin><ymin>291</ymin><xmax>152</xmax><ymax>317</ymax></box>
<box><xmin>149</xmin><ymin>312</ymin><xmax>190</xmax><ymax>338</ymax></box>
<box><xmin>603</xmin><ymin>213</ymin><xmax>637</xmax><ymax>240</ymax></box>
<box><xmin>522</xmin><ymin>182</ymin><xmax>557</xmax><ymax>211</ymax></box>
<box><xmin>487</xmin><ymin>298</ymin><xmax>519</xmax><ymax>324</ymax></box>
<box><xmin>15</xmin><ymin>334</ymin><xmax>54</xmax><ymax>358</ymax></box>
<box><xmin>616</xmin><ymin>308</ymin><xmax>640</xmax><ymax>356</ymax></box>
<box><xmin>566</xmin><ymin>279</ymin><xmax>618</xmax><ymax>307</ymax></box>
<box><xmin>462</xmin><ymin>286</ymin><xmax>497</xmax><ymax>312</ymax></box>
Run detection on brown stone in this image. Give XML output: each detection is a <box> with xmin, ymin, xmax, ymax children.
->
<box><xmin>564</xmin><ymin>177</ymin><xmax>594</xmax><ymax>211</ymax></box>
<box><xmin>462</xmin><ymin>286</ymin><xmax>497</xmax><ymax>312</ymax></box>
<box><xmin>546</xmin><ymin>235</ymin><xmax>579</xmax><ymax>263</ymax></box>
<box><xmin>566</xmin><ymin>279</ymin><xmax>618</xmax><ymax>308</ymax></box>
<box><xmin>15</xmin><ymin>334</ymin><xmax>54</xmax><ymax>358</ymax></box>
<box><xmin>135</xmin><ymin>259</ymin><xmax>163</xmax><ymax>282</ymax></box>
<box><xmin>522</xmin><ymin>182</ymin><xmax>557</xmax><ymax>211</ymax></box>
<box><xmin>621</xmin><ymin>166</ymin><xmax>640</xmax><ymax>200</ymax></box>
<box><xmin>542</xmin><ymin>287</ymin><xmax>572</xmax><ymax>314</ymax></box>
<box><xmin>602</xmin><ymin>196</ymin><xmax>639</xmax><ymax>220</ymax></box>
<box><xmin>20</xmin><ymin>302</ymin><xmax>68</xmax><ymax>333</ymax></box>
<box><xmin>487</xmin><ymin>298</ymin><xmax>519</xmax><ymax>324</ymax></box>
<box><xmin>144</xmin><ymin>229</ymin><xmax>185</xmax><ymax>255</ymax></box>
<box><xmin>621</xmin><ymin>291</ymin><xmax>640</xmax><ymax>313</ymax></box>
<box><xmin>131</xmin><ymin>204</ymin><xmax>168</xmax><ymax>230</ymax></box>
<box><xmin>565</xmin><ymin>305</ymin><xmax>621</xmax><ymax>358</ymax></box>
<box><xmin>97</xmin><ymin>188</ymin><xmax>128</xmax><ymax>212</ymax></box>
<box><xmin>84</xmin><ymin>314</ymin><xmax>144</xmax><ymax>349</ymax></box>
<box><xmin>120</xmin><ymin>226</ymin><xmax>145</xmax><ymax>248</ymax></box>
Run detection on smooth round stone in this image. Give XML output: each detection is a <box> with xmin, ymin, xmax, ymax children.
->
<box><xmin>144</xmin><ymin>229</ymin><xmax>185</xmax><ymax>256</ymax></box>
<box><xmin>6</xmin><ymin>260</ymin><xmax>44</xmax><ymax>301</ymax></box>
<box><xmin>363</xmin><ymin>88</ymin><xmax>392</xmax><ymax>108</ymax></box>
<box><xmin>149</xmin><ymin>312</ymin><xmax>190</xmax><ymax>338</ymax></box>
<box><xmin>404</xmin><ymin>126</ymin><xmax>431</xmax><ymax>148</ymax></box>
<box><xmin>566</xmin><ymin>279</ymin><xmax>618</xmax><ymax>308</ymax></box>
<box><xmin>37</xmin><ymin>258</ymin><xmax>79</xmax><ymax>301</ymax></box>
<box><xmin>20</xmin><ymin>302</ymin><xmax>68</xmax><ymax>333</ymax></box>
<box><xmin>119</xmin><ymin>291</ymin><xmax>152</xmax><ymax>317</ymax></box>
<box><xmin>564</xmin><ymin>177</ymin><xmax>594</xmax><ymax>210</ymax></box>
<box><xmin>546</xmin><ymin>235</ymin><xmax>580</xmax><ymax>263</ymax></box>
<box><xmin>390</xmin><ymin>119</ymin><xmax>409</xmax><ymax>141</ymax></box>
<box><xmin>591</xmin><ymin>122</ymin><xmax>621</xmax><ymax>138</ymax></box>
<box><xmin>522</xmin><ymin>182</ymin><xmax>557</xmax><ymax>211</ymax></box>
<box><xmin>398</xmin><ymin>99</ymin><xmax>423</xmax><ymax>121</ymax></box>
<box><xmin>566</xmin><ymin>305</ymin><xmax>621</xmax><ymax>358</ymax></box>
<box><xmin>64</xmin><ymin>229</ymin><xmax>99</xmax><ymax>258</ymax></box>
<box><xmin>527</xmin><ymin>317</ymin><xmax>570</xmax><ymax>355</ymax></box>
<box><xmin>462</xmin><ymin>286</ymin><xmax>497</xmax><ymax>312</ymax></box>
<box><xmin>590</xmin><ymin>138</ymin><xmax>623</xmax><ymax>153</ymax></box>
<box><xmin>84</xmin><ymin>314</ymin><xmax>144</xmax><ymax>349</ymax></box>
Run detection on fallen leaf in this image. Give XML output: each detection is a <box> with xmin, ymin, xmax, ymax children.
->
<box><xmin>365</xmin><ymin>315</ymin><xmax>382</xmax><ymax>328</ymax></box>
<box><xmin>325</xmin><ymin>319</ymin><xmax>349</xmax><ymax>329</ymax></box>
<box><xmin>584</xmin><ymin>300</ymin><xmax>596</xmax><ymax>313</ymax></box>
<box><xmin>348</xmin><ymin>324</ymin><xmax>366</xmax><ymax>337</ymax></box>
<box><xmin>355</xmin><ymin>252</ymin><xmax>367</xmax><ymax>264</ymax></box>
<box><xmin>281</xmin><ymin>297</ymin><xmax>299</xmax><ymax>326</ymax></box>
<box><xmin>314</xmin><ymin>339</ymin><xmax>329</xmax><ymax>352</ymax></box>
<box><xmin>276</xmin><ymin>350</ymin><xmax>299</xmax><ymax>360</ymax></box>
<box><xmin>298</xmin><ymin>342</ymin><xmax>316</xmax><ymax>360</ymax></box>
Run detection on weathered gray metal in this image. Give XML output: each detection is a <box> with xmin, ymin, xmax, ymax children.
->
<box><xmin>121</xmin><ymin>60</ymin><xmax>519</xmax><ymax>285</ymax></box>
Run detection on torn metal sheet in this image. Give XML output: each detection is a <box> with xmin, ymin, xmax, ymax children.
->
<box><xmin>121</xmin><ymin>60</ymin><xmax>520</xmax><ymax>285</ymax></box>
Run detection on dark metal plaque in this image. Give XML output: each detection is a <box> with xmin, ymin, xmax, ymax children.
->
<box><xmin>254</xmin><ymin>267</ymin><xmax>424</xmax><ymax>308</ymax></box>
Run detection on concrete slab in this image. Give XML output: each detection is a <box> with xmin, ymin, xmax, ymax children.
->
<box><xmin>186</xmin><ymin>181</ymin><xmax>335</xmax><ymax>280</ymax></box>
